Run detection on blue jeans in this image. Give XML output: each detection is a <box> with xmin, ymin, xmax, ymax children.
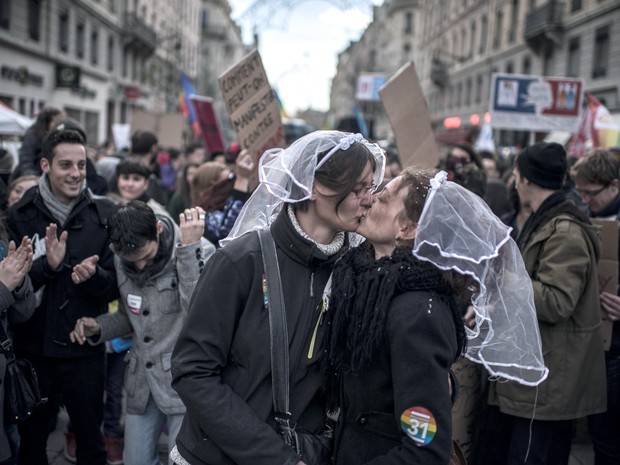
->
<box><xmin>123</xmin><ymin>394</ymin><xmax>183</xmax><ymax>465</ymax></box>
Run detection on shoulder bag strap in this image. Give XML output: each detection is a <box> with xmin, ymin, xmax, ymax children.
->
<box><xmin>0</xmin><ymin>320</ymin><xmax>15</xmax><ymax>361</ymax></box>
<box><xmin>258</xmin><ymin>227</ymin><xmax>291</xmax><ymax>425</ymax></box>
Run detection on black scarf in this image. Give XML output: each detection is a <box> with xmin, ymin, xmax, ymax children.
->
<box><xmin>326</xmin><ymin>242</ymin><xmax>462</xmax><ymax>375</ymax></box>
<box><xmin>122</xmin><ymin>216</ymin><xmax>175</xmax><ymax>287</ymax></box>
<box><xmin>517</xmin><ymin>189</ymin><xmax>589</xmax><ymax>249</ymax></box>
<box><xmin>592</xmin><ymin>192</ymin><xmax>620</xmax><ymax>219</ymax></box>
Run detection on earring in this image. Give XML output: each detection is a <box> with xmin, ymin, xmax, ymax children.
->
<box><xmin>311</xmin><ymin>193</ymin><xmax>317</xmax><ymax>201</ymax></box>
<box><xmin>394</xmin><ymin>236</ymin><xmax>400</xmax><ymax>247</ymax></box>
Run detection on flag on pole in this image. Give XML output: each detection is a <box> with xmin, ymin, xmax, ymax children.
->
<box><xmin>568</xmin><ymin>94</ymin><xmax>620</xmax><ymax>157</ymax></box>
<box><xmin>179</xmin><ymin>73</ymin><xmax>201</xmax><ymax>139</ymax></box>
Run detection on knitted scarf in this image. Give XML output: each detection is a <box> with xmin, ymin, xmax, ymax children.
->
<box><xmin>38</xmin><ymin>173</ymin><xmax>83</xmax><ymax>226</ymax></box>
<box><xmin>326</xmin><ymin>241</ymin><xmax>463</xmax><ymax>375</ymax></box>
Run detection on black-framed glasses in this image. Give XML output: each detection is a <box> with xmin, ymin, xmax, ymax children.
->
<box><xmin>352</xmin><ymin>183</ymin><xmax>378</xmax><ymax>199</ymax></box>
<box><xmin>576</xmin><ymin>183</ymin><xmax>610</xmax><ymax>199</ymax></box>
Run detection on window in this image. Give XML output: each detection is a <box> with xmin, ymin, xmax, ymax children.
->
<box><xmin>28</xmin><ymin>0</ymin><xmax>41</xmax><ymax>41</ymax></box>
<box><xmin>566</xmin><ymin>37</ymin><xmax>580</xmax><ymax>77</ymax></box>
<box><xmin>91</xmin><ymin>28</ymin><xmax>99</xmax><ymax>66</ymax></box>
<box><xmin>475</xmin><ymin>74</ymin><xmax>483</xmax><ymax>104</ymax></box>
<box><xmin>465</xmin><ymin>78</ymin><xmax>472</xmax><ymax>106</ymax></box>
<box><xmin>508</xmin><ymin>0</ymin><xmax>519</xmax><ymax>43</ymax></box>
<box><xmin>506</xmin><ymin>61</ymin><xmax>514</xmax><ymax>73</ymax></box>
<box><xmin>493</xmin><ymin>6</ymin><xmax>503</xmax><ymax>49</ymax></box>
<box><xmin>59</xmin><ymin>10</ymin><xmax>69</xmax><ymax>52</ymax></box>
<box><xmin>404</xmin><ymin>12</ymin><xmax>413</xmax><ymax>34</ymax></box>
<box><xmin>470</xmin><ymin>20</ymin><xmax>476</xmax><ymax>58</ymax></box>
<box><xmin>200</xmin><ymin>10</ymin><xmax>207</xmax><ymax>33</ymax></box>
<box><xmin>522</xmin><ymin>55</ymin><xmax>531</xmax><ymax>75</ymax></box>
<box><xmin>107</xmin><ymin>36</ymin><xmax>114</xmax><ymax>72</ymax></box>
<box><xmin>108</xmin><ymin>0</ymin><xmax>116</xmax><ymax>14</ymax></box>
<box><xmin>456</xmin><ymin>82</ymin><xmax>463</xmax><ymax>107</ymax></box>
<box><xmin>543</xmin><ymin>47</ymin><xmax>554</xmax><ymax>76</ymax></box>
<box><xmin>403</xmin><ymin>42</ymin><xmax>411</xmax><ymax>62</ymax></box>
<box><xmin>480</xmin><ymin>14</ymin><xmax>488</xmax><ymax>54</ymax></box>
<box><xmin>571</xmin><ymin>0</ymin><xmax>582</xmax><ymax>12</ymax></box>
<box><xmin>122</xmin><ymin>47</ymin><xmax>128</xmax><ymax>77</ymax></box>
<box><xmin>76</xmin><ymin>21</ymin><xmax>85</xmax><ymax>59</ymax></box>
<box><xmin>0</xmin><ymin>0</ymin><xmax>10</xmax><ymax>29</ymax></box>
<box><xmin>592</xmin><ymin>26</ymin><xmax>610</xmax><ymax>78</ymax></box>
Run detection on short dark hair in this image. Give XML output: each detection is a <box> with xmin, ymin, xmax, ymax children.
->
<box><xmin>130</xmin><ymin>130</ymin><xmax>158</xmax><ymax>155</ymax></box>
<box><xmin>185</xmin><ymin>142</ymin><xmax>203</xmax><ymax>156</ymax></box>
<box><xmin>295</xmin><ymin>141</ymin><xmax>377</xmax><ymax>214</ymax></box>
<box><xmin>41</xmin><ymin>128</ymin><xmax>86</xmax><ymax>162</ymax></box>
<box><xmin>116</xmin><ymin>157</ymin><xmax>151</xmax><ymax>180</ymax></box>
<box><xmin>107</xmin><ymin>201</ymin><xmax>158</xmax><ymax>256</ymax></box>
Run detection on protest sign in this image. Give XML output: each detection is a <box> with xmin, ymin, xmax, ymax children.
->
<box><xmin>219</xmin><ymin>50</ymin><xmax>285</xmax><ymax>157</ymax></box>
<box><xmin>490</xmin><ymin>73</ymin><xmax>584</xmax><ymax>132</ymax></box>
<box><xmin>190</xmin><ymin>95</ymin><xmax>225</xmax><ymax>155</ymax></box>
<box><xmin>379</xmin><ymin>62</ymin><xmax>440</xmax><ymax>168</ymax></box>
<box><xmin>130</xmin><ymin>110</ymin><xmax>185</xmax><ymax>148</ymax></box>
<box><xmin>592</xmin><ymin>219</ymin><xmax>618</xmax><ymax>350</ymax></box>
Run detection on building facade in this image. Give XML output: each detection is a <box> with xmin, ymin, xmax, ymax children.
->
<box><xmin>0</xmin><ymin>0</ymin><xmax>246</xmax><ymax>146</ymax></box>
<box><xmin>329</xmin><ymin>0</ymin><xmax>620</xmax><ymax>148</ymax></box>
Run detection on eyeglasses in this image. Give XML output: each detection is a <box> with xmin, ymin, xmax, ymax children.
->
<box><xmin>352</xmin><ymin>183</ymin><xmax>378</xmax><ymax>199</ymax></box>
<box><xmin>576</xmin><ymin>183</ymin><xmax>610</xmax><ymax>199</ymax></box>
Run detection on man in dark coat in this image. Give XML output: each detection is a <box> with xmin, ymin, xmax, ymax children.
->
<box><xmin>6</xmin><ymin>127</ymin><xmax>118</xmax><ymax>465</ymax></box>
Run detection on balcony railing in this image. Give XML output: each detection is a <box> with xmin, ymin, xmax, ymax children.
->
<box><xmin>122</xmin><ymin>13</ymin><xmax>157</xmax><ymax>56</ymax></box>
<box><xmin>524</xmin><ymin>0</ymin><xmax>564</xmax><ymax>51</ymax></box>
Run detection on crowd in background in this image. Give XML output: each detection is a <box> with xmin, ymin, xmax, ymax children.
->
<box><xmin>0</xmin><ymin>104</ymin><xmax>618</xmax><ymax>465</ymax></box>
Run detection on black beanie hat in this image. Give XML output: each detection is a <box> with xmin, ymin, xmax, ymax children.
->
<box><xmin>517</xmin><ymin>142</ymin><xmax>567</xmax><ymax>190</ymax></box>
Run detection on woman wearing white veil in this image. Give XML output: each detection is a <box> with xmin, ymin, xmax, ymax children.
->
<box><xmin>325</xmin><ymin>168</ymin><xmax>547</xmax><ymax>464</ymax></box>
<box><xmin>169</xmin><ymin>131</ymin><xmax>385</xmax><ymax>465</ymax></box>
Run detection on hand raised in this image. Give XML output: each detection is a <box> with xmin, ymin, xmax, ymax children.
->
<box><xmin>179</xmin><ymin>207</ymin><xmax>206</xmax><ymax>246</ymax></box>
<box><xmin>72</xmin><ymin>255</ymin><xmax>99</xmax><ymax>284</ymax></box>
<box><xmin>45</xmin><ymin>223</ymin><xmax>68</xmax><ymax>270</ymax></box>
<box><xmin>0</xmin><ymin>236</ymin><xmax>33</xmax><ymax>291</ymax></box>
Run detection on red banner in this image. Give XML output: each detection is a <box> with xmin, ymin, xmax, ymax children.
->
<box><xmin>190</xmin><ymin>95</ymin><xmax>225</xmax><ymax>155</ymax></box>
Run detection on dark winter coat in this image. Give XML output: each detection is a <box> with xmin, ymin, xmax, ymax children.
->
<box><xmin>171</xmin><ymin>209</ymin><xmax>348</xmax><ymax>465</ymax></box>
<box><xmin>5</xmin><ymin>187</ymin><xmax>118</xmax><ymax>358</ymax></box>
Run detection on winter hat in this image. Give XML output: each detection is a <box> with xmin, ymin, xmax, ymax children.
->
<box><xmin>517</xmin><ymin>142</ymin><xmax>567</xmax><ymax>190</ymax></box>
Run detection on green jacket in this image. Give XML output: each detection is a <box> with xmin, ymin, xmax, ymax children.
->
<box><xmin>490</xmin><ymin>213</ymin><xmax>607</xmax><ymax>420</ymax></box>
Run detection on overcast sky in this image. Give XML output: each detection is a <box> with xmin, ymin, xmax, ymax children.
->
<box><xmin>228</xmin><ymin>0</ymin><xmax>381</xmax><ymax>116</ymax></box>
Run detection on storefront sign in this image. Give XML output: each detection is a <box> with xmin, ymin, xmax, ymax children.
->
<box><xmin>69</xmin><ymin>85</ymin><xmax>97</xmax><ymax>99</ymax></box>
<box><xmin>56</xmin><ymin>64</ymin><xmax>81</xmax><ymax>88</ymax></box>
<box><xmin>1</xmin><ymin>65</ymin><xmax>44</xmax><ymax>87</ymax></box>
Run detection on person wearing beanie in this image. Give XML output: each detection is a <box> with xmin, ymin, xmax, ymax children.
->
<box><xmin>485</xmin><ymin>142</ymin><xmax>606</xmax><ymax>465</ymax></box>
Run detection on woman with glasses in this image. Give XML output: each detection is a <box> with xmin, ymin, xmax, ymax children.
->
<box><xmin>169</xmin><ymin>131</ymin><xmax>385</xmax><ymax>465</ymax></box>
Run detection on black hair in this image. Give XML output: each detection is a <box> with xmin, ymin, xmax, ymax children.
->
<box><xmin>294</xmin><ymin>141</ymin><xmax>377</xmax><ymax>214</ymax></box>
<box><xmin>130</xmin><ymin>130</ymin><xmax>158</xmax><ymax>155</ymax></box>
<box><xmin>185</xmin><ymin>142</ymin><xmax>203</xmax><ymax>156</ymax></box>
<box><xmin>107</xmin><ymin>201</ymin><xmax>158</xmax><ymax>256</ymax></box>
<box><xmin>51</xmin><ymin>117</ymin><xmax>87</xmax><ymax>143</ymax></box>
<box><xmin>41</xmin><ymin>128</ymin><xmax>85</xmax><ymax>162</ymax></box>
<box><xmin>115</xmin><ymin>157</ymin><xmax>152</xmax><ymax>180</ymax></box>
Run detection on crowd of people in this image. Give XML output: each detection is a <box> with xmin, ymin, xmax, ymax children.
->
<box><xmin>0</xmin><ymin>105</ymin><xmax>617</xmax><ymax>465</ymax></box>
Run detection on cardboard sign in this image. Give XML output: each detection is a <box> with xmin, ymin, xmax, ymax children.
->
<box><xmin>592</xmin><ymin>219</ymin><xmax>619</xmax><ymax>351</ymax></box>
<box><xmin>190</xmin><ymin>95</ymin><xmax>225</xmax><ymax>155</ymax></box>
<box><xmin>489</xmin><ymin>73</ymin><xmax>584</xmax><ymax>132</ymax></box>
<box><xmin>219</xmin><ymin>50</ymin><xmax>284</xmax><ymax>157</ymax></box>
<box><xmin>130</xmin><ymin>110</ymin><xmax>185</xmax><ymax>148</ymax></box>
<box><xmin>379</xmin><ymin>62</ymin><xmax>440</xmax><ymax>169</ymax></box>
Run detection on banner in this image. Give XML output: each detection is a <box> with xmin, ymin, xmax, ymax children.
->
<box><xmin>218</xmin><ymin>49</ymin><xmax>284</xmax><ymax>158</ymax></box>
<box><xmin>356</xmin><ymin>74</ymin><xmax>387</xmax><ymax>101</ymax></box>
<box><xmin>567</xmin><ymin>94</ymin><xmax>620</xmax><ymax>157</ymax></box>
<box><xmin>190</xmin><ymin>95</ymin><xmax>225</xmax><ymax>155</ymax></box>
<box><xmin>489</xmin><ymin>73</ymin><xmax>584</xmax><ymax>132</ymax></box>
<box><xmin>179</xmin><ymin>73</ymin><xmax>200</xmax><ymax>139</ymax></box>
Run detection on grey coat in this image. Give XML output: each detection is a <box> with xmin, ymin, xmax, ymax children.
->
<box><xmin>94</xmin><ymin>225</ymin><xmax>215</xmax><ymax>415</ymax></box>
<box><xmin>0</xmin><ymin>277</ymin><xmax>35</xmax><ymax>461</ymax></box>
